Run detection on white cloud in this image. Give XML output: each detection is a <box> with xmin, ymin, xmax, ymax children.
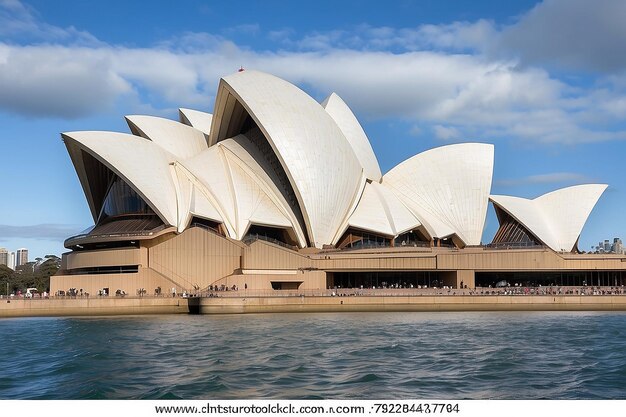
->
<box><xmin>0</xmin><ymin>40</ymin><xmax>622</xmax><ymax>144</ymax></box>
<box><xmin>0</xmin><ymin>44</ymin><xmax>131</xmax><ymax>118</ymax></box>
<box><xmin>495</xmin><ymin>172</ymin><xmax>595</xmax><ymax>187</ymax></box>
<box><xmin>432</xmin><ymin>125</ymin><xmax>461</xmax><ymax>140</ymax></box>
<box><xmin>497</xmin><ymin>0</ymin><xmax>626</xmax><ymax>72</ymax></box>
<box><xmin>0</xmin><ymin>0</ymin><xmax>625</xmax><ymax>145</ymax></box>
<box><xmin>401</xmin><ymin>20</ymin><xmax>497</xmax><ymax>52</ymax></box>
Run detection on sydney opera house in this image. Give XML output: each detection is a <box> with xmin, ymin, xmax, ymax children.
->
<box><xmin>51</xmin><ymin>70</ymin><xmax>626</xmax><ymax>296</ymax></box>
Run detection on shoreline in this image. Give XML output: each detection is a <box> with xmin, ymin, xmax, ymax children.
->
<box><xmin>189</xmin><ymin>294</ymin><xmax>626</xmax><ymax>314</ymax></box>
<box><xmin>4</xmin><ymin>292</ymin><xmax>626</xmax><ymax>317</ymax></box>
<box><xmin>0</xmin><ymin>297</ymin><xmax>188</xmax><ymax>318</ymax></box>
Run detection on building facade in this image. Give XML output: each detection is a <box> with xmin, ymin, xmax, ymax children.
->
<box><xmin>594</xmin><ymin>238</ymin><xmax>624</xmax><ymax>254</ymax></box>
<box><xmin>51</xmin><ymin>70</ymin><xmax>624</xmax><ymax>296</ymax></box>
<box><xmin>0</xmin><ymin>248</ymin><xmax>7</xmax><ymax>267</ymax></box>
<box><xmin>16</xmin><ymin>248</ymin><xmax>28</xmax><ymax>267</ymax></box>
<box><xmin>8</xmin><ymin>252</ymin><xmax>15</xmax><ymax>270</ymax></box>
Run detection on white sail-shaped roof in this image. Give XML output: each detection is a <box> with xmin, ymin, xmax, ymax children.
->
<box><xmin>210</xmin><ymin>70</ymin><xmax>365</xmax><ymax>248</ymax></box>
<box><xmin>490</xmin><ymin>184</ymin><xmax>607</xmax><ymax>252</ymax></box>
<box><xmin>177</xmin><ymin>146</ymin><xmax>237</xmax><ymax>237</ymax></box>
<box><xmin>220</xmin><ymin>136</ymin><xmax>307</xmax><ymax>247</ymax></box>
<box><xmin>64</xmin><ymin>70</ymin><xmax>611</xmax><ymax>255</ymax></box>
<box><xmin>347</xmin><ymin>181</ymin><xmax>422</xmax><ymax>237</ymax></box>
<box><xmin>126</xmin><ymin>115</ymin><xmax>208</xmax><ymax>160</ymax></box>
<box><xmin>322</xmin><ymin>93</ymin><xmax>382</xmax><ymax>182</ymax></box>
<box><xmin>224</xmin><ymin>152</ymin><xmax>293</xmax><ymax>239</ymax></box>
<box><xmin>170</xmin><ymin>163</ymin><xmax>223</xmax><ymax>233</ymax></box>
<box><xmin>384</xmin><ymin>143</ymin><xmax>494</xmax><ymax>246</ymax></box>
<box><xmin>63</xmin><ymin>131</ymin><xmax>179</xmax><ymax>227</ymax></box>
<box><xmin>179</xmin><ymin>108</ymin><xmax>213</xmax><ymax>136</ymax></box>
<box><xmin>179</xmin><ymin>142</ymin><xmax>305</xmax><ymax>245</ymax></box>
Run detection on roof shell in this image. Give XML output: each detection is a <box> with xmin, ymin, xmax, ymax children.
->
<box><xmin>179</xmin><ymin>108</ymin><xmax>213</xmax><ymax>137</ymax></box>
<box><xmin>490</xmin><ymin>184</ymin><xmax>608</xmax><ymax>252</ymax></box>
<box><xmin>179</xmin><ymin>141</ymin><xmax>306</xmax><ymax>245</ymax></box>
<box><xmin>347</xmin><ymin>181</ymin><xmax>422</xmax><ymax>237</ymax></box>
<box><xmin>209</xmin><ymin>70</ymin><xmax>365</xmax><ymax>247</ymax></box>
<box><xmin>384</xmin><ymin>143</ymin><xmax>494</xmax><ymax>246</ymax></box>
<box><xmin>219</xmin><ymin>135</ymin><xmax>308</xmax><ymax>246</ymax></box>
<box><xmin>63</xmin><ymin>131</ymin><xmax>179</xmax><ymax>227</ymax></box>
<box><xmin>322</xmin><ymin>93</ymin><xmax>382</xmax><ymax>182</ymax></box>
<box><xmin>170</xmin><ymin>163</ymin><xmax>224</xmax><ymax>233</ymax></box>
<box><xmin>126</xmin><ymin>115</ymin><xmax>208</xmax><ymax>160</ymax></box>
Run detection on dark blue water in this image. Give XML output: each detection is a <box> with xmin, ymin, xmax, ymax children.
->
<box><xmin>1</xmin><ymin>312</ymin><xmax>626</xmax><ymax>399</ymax></box>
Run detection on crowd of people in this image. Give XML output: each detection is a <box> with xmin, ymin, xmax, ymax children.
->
<box><xmin>9</xmin><ymin>283</ymin><xmax>626</xmax><ymax>299</ymax></box>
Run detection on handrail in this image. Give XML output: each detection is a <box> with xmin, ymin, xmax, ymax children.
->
<box><xmin>483</xmin><ymin>242</ymin><xmax>546</xmax><ymax>250</ymax></box>
<box><xmin>243</xmin><ymin>233</ymin><xmax>299</xmax><ymax>251</ymax></box>
<box><xmin>189</xmin><ymin>222</ymin><xmax>223</xmax><ymax>236</ymax></box>
<box><xmin>196</xmin><ymin>285</ymin><xmax>626</xmax><ymax>298</ymax></box>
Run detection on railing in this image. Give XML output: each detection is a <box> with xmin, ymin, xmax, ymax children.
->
<box><xmin>189</xmin><ymin>222</ymin><xmax>222</xmax><ymax>236</ymax></box>
<box><xmin>243</xmin><ymin>233</ymin><xmax>299</xmax><ymax>251</ymax></box>
<box><xmin>196</xmin><ymin>285</ymin><xmax>626</xmax><ymax>298</ymax></box>
<box><xmin>67</xmin><ymin>224</ymin><xmax>170</xmax><ymax>241</ymax></box>
<box><xmin>5</xmin><ymin>286</ymin><xmax>625</xmax><ymax>300</ymax></box>
<box><xmin>483</xmin><ymin>242</ymin><xmax>546</xmax><ymax>250</ymax></box>
<box><xmin>339</xmin><ymin>242</ymin><xmax>392</xmax><ymax>251</ymax></box>
<box><xmin>395</xmin><ymin>240</ymin><xmax>431</xmax><ymax>248</ymax></box>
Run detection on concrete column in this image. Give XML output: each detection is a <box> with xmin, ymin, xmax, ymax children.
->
<box><xmin>440</xmin><ymin>270</ymin><xmax>475</xmax><ymax>289</ymax></box>
<box><xmin>457</xmin><ymin>270</ymin><xmax>475</xmax><ymax>289</ymax></box>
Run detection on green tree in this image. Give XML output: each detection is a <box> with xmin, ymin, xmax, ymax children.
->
<box><xmin>0</xmin><ymin>265</ymin><xmax>12</xmax><ymax>295</ymax></box>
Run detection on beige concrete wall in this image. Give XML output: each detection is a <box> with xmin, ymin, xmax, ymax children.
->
<box><xmin>244</xmin><ymin>240</ymin><xmax>437</xmax><ymax>271</ymax></box>
<box><xmin>437</xmin><ymin>248</ymin><xmax>626</xmax><ymax>271</ymax></box>
<box><xmin>64</xmin><ymin>248</ymin><xmax>145</xmax><ymax>270</ymax></box>
<box><xmin>0</xmin><ymin>297</ymin><xmax>188</xmax><ymax>318</ymax></box>
<box><xmin>242</xmin><ymin>240</ymin><xmax>313</xmax><ymax>269</ymax></box>
<box><xmin>51</xmin><ymin>267</ymin><xmax>184</xmax><ymax>297</ymax></box>
<box><xmin>148</xmin><ymin>227</ymin><xmax>242</xmax><ymax>290</ymax></box>
<box><xmin>52</xmin><ymin>234</ymin><xmax>626</xmax><ymax>299</ymax></box>
<box><xmin>458</xmin><ymin>270</ymin><xmax>475</xmax><ymax>288</ymax></box>
<box><xmin>193</xmin><ymin>294</ymin><xmax>626</xmax><ymax>314</ymax></box>
<box><xmin>211</xmin><ymin>270</ymin><xmax>326</xmax><ymax>291</ymax></box>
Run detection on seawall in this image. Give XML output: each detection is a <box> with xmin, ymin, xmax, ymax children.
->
<box><xmin>3</xmin><ymin>294</ymin><xmax>626</xmax><ymax>318</ymax></box>
<box><xmin>189</xmin><ymin>294</ymin><xmax>626</xmax><ymax>314</ymax></box>
<box><xmin>0</xmin><ymin>297</ymin><xmax>189</xmax><ymax>318</ymax></box>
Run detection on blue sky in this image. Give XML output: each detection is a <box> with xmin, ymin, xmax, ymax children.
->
<box><xmin>1</xmin><ymin>0</ymin><xmax>626</xmax><ymax>258</ymax></box>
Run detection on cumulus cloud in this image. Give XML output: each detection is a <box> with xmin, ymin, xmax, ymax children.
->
<box><xmin>0</xmin><ymin>44</ymin><xmax>132</xmax><ymax>118</ymax></box>
<box><xmin>0</xmin><ymin>40</ymin><xmax>621</xmax><ymax>144</ymax></box>
<box><xmin>497</xmin><ymin>0</ymin><xmax>626</xmax><ymax>72</ymax></box>
<box><xmin>0</xmin><ymin>0</ymin><xmax>625</xmax><ymax>145</ymax></box>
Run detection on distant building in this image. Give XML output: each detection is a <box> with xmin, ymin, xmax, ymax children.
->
<box><xmin>8</xmin><ymin>252</ymin><xmax>15</xmax><ymax>270</ymax></box>
<box><xmin>594</xmin><ymin>238</ymin><xmax>624</xmax><ymax>254</ymax></box>
<box><xmin>16</xmin><ymin>248</ymin><xmax>28</xmax><ymax>267</ymax></box>
<box><xmin>0</xmin><ymin>248</ymin><xmax>7</xmax><ymax>267</ymax></box>
<box><xmin>614</xmin><ymin>238</ymin><xmax>624</xmax><ymax>255</ymax></box>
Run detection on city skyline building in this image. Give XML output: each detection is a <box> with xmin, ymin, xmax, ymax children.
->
<box><xmin>0</xmin><ymin>248</ymin><xmax>7</xmax><ymax>267</ymax></box>
<box><xmin>594</xmin><ymin>238</ymin><xmax>624</xmax><ymax>254</ymax></box>
<box><xmin>0</xmin><ymin>249</ymin><xmax>18</xmax><ymax>270</ymax></box>
<box><xmin>8</xmin><ymin>251</ymin><xmax>15</xmax><ymax>270</ymax></box>
<box><xmin>16</xmin><ymin>248</ymin><xmax>28</xmax><ymax>267</ymax></box>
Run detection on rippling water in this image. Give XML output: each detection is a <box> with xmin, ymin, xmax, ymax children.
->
<box><xmin>1</xmin><ymin>312</ymin><xmax>626</xmax><ymax>399</ymax></box>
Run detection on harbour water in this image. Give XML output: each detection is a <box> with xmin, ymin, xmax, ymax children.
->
<box><xmin>1</xmin><ymin>312</ymin><xmax>626</xmax><ymax>400</ymax></box>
